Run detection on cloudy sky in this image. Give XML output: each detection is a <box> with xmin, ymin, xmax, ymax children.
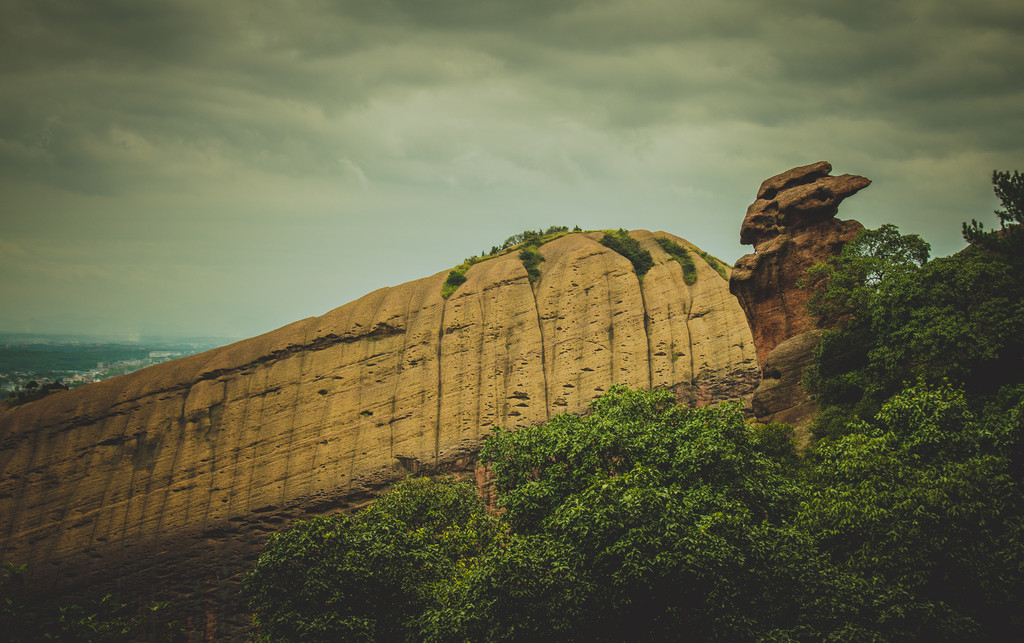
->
<box><xmin>2</xmin><ymin>0</ymin><xmax>1022</xmax><ymax>339</ymax></box>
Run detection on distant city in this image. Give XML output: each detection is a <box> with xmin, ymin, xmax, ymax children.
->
<box><xmin>0</xmin><ymin>333</ymin><xmax>234</xmax><ymax>405</ymax></box>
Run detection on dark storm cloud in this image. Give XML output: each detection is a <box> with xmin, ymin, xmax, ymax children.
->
<box><xmin>3</xmin><ymin>0</ymin><xmax>1017</xmax><ymax>188</ymax></box>
<box><xmin>0</xmin><ymin>0</ymin><xmax>1021</xmax><ymax>336</ymax></box>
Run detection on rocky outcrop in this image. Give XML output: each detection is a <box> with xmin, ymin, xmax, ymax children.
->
<box><xmin>730</xmin><ymin>162</ymin><xmax>870</xmax><ymax>433</ymax></box>
<box><xmin>0</xmin><ymin>230</ymin><xmax>757</xmax><ymax>639</ymax></box>
<box><xmin>751</xmin><ymin>330</ymin><xmax>825</xmax><ymax>446</ymax></box>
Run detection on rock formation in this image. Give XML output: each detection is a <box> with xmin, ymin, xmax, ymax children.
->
<box><xmin>730</xmin><ymin>161</ymin><xmax>870</xmax><ymax>436</ymax></box>
<box><xmin>750</xmin><ymin>329</ymin><xmax>825</xmax><ymax>429</ymax></box>
<box><xmin>0</xmin><ymin>230</ymin><xmax>757</xmax><ymax>639</ymax></box>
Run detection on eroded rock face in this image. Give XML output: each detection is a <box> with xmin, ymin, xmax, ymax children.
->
<box><xmin>751</xmin><ymin>330</ymin><xmax>825</xmax><ymax>446</ymax></box>
<box><xmin>730</xmin><ymin>162</ymin><xmax>869</xmax><ymax>432</ymax></box>
<box><xmin>0</xmin><ymin>230</ymin><xmax>757</xmax><ymax>639</ymax></box>
<box><xmin>731</xmin><ymin>161</ymin><xmax>869</xmax><ymax>365</ymax></box>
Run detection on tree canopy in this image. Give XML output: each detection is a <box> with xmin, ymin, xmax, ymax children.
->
<box><xmin>243</xmin><ymin>386</ymin><xmax>1024</xmax><ymax>641</ymax></box>
<box><xmin>963</xmin><ymin>170</ymin><xmax>1024</xmax><ymax>258</ymax></box>
<box><xmin>243</xmin><ymin>477</ymin><xmax>499</xmax><ymax>642</ymax></box>
<box><xmin>804</xmin><ymin>172</ymin><xmax>1024</xmax><ymax>436</ymax></box>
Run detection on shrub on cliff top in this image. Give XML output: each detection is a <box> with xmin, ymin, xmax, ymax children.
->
<box><xmin>600</xmin><ymin>229</ymin><xmax>653</xmax><ymax>278</ymax></box>
<box><xmin>655</xmin><ymin>237</ymin><xmax>698</xmax><ymax>285</ymax></box>
<box><xmin>519</xmin><ymin>246</ymin><xmax>545</xmax><ymax>282</ymax></box>
<box><xmin>695</xmin><ymin>248</ymin><xmax>729</xmax><ymax>280</ymax></box>
<box><xmin>443</xmin><ymin>225</ymin><xmax>575</xmax><ymax>297</ymax></box>
<box><xmin>441</xmin><ymin>269</ymin><xmax>467</xmax><ymax>299</ymax></box>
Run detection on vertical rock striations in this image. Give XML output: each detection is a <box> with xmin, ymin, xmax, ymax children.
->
<box><xmin>730</xmin><ymin>162</ymin><xmax>870</xmax><ymax>436</ymax></box>
<box><xmin>0</xmin><ymin>230</ymin><xmax>757</xmax><ymax>638</ymax></box>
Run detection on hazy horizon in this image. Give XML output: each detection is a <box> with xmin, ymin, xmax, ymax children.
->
<box><xmin>3</xmin><ymin>1</ymin><xmax>1022</xmax><ymax>339</ymax></box>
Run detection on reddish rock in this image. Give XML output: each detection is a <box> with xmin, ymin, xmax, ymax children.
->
<box><xmin>731</xmin><ymin>161</ymin><xmax>869</xmax><ymax>365</ymax></box>
<box><xmin>730</xmin><ymin>162</ymin><xmax>870</xmax><ymax>433</ymax></box>
<box><xmin>751</xmin><ymin>330</ymin><xmax>824</xmax><ymax>445</ymax></box>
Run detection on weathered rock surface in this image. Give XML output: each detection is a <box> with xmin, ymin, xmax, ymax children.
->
<box><xmin>731</xmin><ymin>161</ymin><xmax>869</xmax><ymax>364</ymax></box>
<box><xmin>751</xmin><ymin>330</ymin><xmax>825</xmax><ymax>446</ymax></box>
<box><xmin>0</xmin><ymin>230</ymin><xmax>757</xmax><ymax>639</ymax></box>
<box><xmin>730</xmin><ymin>162</ymin><xmax>869</xmax><ymax>433</ymax></box>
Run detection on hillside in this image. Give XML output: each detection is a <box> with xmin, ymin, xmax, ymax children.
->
<box><xmin>0</xmin><ymin>228</ymin><xmax>757</xmax><ymax>636</ymax></box>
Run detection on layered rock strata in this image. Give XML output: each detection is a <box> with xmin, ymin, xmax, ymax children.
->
<box><xmin>730</xmin><ymin>162</ymin><xmax>870</xmax><ymax>435</ymax></box>
<box><xmin>0</xmin><ymin>230</ymin><xmax>757</xmax><ymax>639</ymax></box>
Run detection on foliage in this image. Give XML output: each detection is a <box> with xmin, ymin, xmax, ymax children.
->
<box><xmin>500</xmin><ymin>226</ymin><xmax>570</xmax><ymax>283</ymax></box>
<box><xmin>694</xmin><ymin>248</ymin><xmax>729</xmax><ymax>280</ymax></box>
<box><xmin>481</xmin><ymin>387</ymin><xmax>790</xmax><ymax>532</ymax></box>
<box><xmin>600</xmin><ymin>229</ymin><xmax>654</xmax><ymax>278</ymax></box>
<box><xmin>442</xmin><ymin>225</ymin><xmax>683</xmax><ymax>295</ymax></box>
<box><xmin>422</xmin><ymin>532</ymin><xmax>594</xmax><ymax>642</ymax></box>
<box><xmin>455</xmin><ymin>386</ymin><xmax>839</xmax><ymax>642</ymax></box>
<box><xmin>748</xmin><ymin>421</ymin><xmax>804</xmax><ymax>475</ymax></box>
<box><xmin>5</xmin><ymin>379</ymin><xmax>68</xmax><ymax>407</ymax></box>
<box><xmin>519</xmin><ymin>246</ymin><xmax>545</xmax><ymax>282</ymax></box>
<box><xmin>795</xmin><ymin>171</ymin><xmax>1024</xmax><ymax>637</ymax></box>
<box><xmin>442</xmin><ymin>225</ymin><xmax>575</xmax><ymax>297</ymax></box>
<box><xmin>799</xmin><ymin>384</ymin><xmax>1024</xmax><ymax>640</ymax></box>
<box><xmin>441</xmin><ymin>269</ymin><xmax>467</xmax><ymax>299</ymax></box>
<box><xmin>655</xmin><ymin>237</ymin><xmax>698</xmax><ymax>284</ymax></box>
<box><xmin>243</xmin><ymin>477</ymin><xmax>499</xmax><ymax>642</ymax></box>
<box><xmin>963</xmin><ymin>170</ymin><xmax>1024</xmax><ymax>259</ymax></box>
<box><xmin>803</xmin><ymin>224</ymin><xmax>931</xmax><ymax>325</ymax></box>
<box><xmin>992</xmin><ymin>169</ymin><xmax>1024</xmax><ymax>225</ymax></box>
<box><xmin>497</xmin><ymin>225</ymin><xmax>571</xmax><ymax>254</ymax></box>
<box><xmin>244</xmin><ymin>376</ymin><xmax>1024</xmax><ymax>641</ymax></box>
<box><xmin>803</xmin><ymin>218</ymin><xmax>1024</xmax><ymax>427</ymax></box>
<box><xmin>0</xmin><ymin>563</ymin><xmax>182</xmax><ymax>642</ymax></box>
<box><xmin>647</xmin><ymin>236</ymin><xmax>730</xmax><ymax>285</ymax></box>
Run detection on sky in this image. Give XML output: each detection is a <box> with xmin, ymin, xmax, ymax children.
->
<box><xmin>1</xmin><ymin>0</ymin><xmax>1022</xmax><ymax>339</ymax></box>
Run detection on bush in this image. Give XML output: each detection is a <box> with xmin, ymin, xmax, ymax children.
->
<box><xmin>0</xmin><ymin>563</ymin><xmax>182</xmax><ymax>642</ymax></box>
<box><xmin>600</xmin><ymin>229</ymin><xmax>654</xmax><ymax>278</ymax></box>
<box><xmin>519</xmin><ymin>247</ymin><xmax>545</xmax><ymax>282</ymax></box>
<box><xmin>446</xmin><ymin>386</ymin><xmax>833</xmax><ymax>641</ymax></box>
<box><xmin>694</xmin><ymin>248</ymin><xmax>729</xmax><ymax>280</ymax></box>
<box><xmin>241</xmin><ymin>375</ymin><xmax>1024</xmax><ymax>641</ymax></box>
<box><xmin>443</xmin><ymin>226</ymin><xmax>577</xmax><ymax>297</ymax></box>
<box><xmin>655</xmin><ymin>238</ymin><xmax>698</xmax><ymax>285</ymax></box>
<box><xmin>243</xmin><ymin>477</ymin><xmax>499</xmax><ymax>643</ymax></box>
<box><xmin>441</xmin><ymin>269</ymin><xmax>467</xmax><ymax>299</ymax></box>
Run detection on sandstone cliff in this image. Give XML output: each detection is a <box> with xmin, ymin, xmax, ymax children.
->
<box><xmin>0</xmin><ymin>230</ymin><xmax>757</xmax><ymax>638</ymax></box>
<box><xmin>730</xmin><ymin>162</ymin><xmax>869</xmax><ymax>435</ymax></box>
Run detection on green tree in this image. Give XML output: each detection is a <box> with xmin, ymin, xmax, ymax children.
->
<box><xmin>242</xmin><ymin>382</ymin><xmax>1024</xmax><ymax>641</ymax></box>
<box><xmin>799</xmin><ymin>384</ymin><xmax>1024</xmax><ymax>640</ymax></box>
<box><xmin>243</xmin><ymin>477</ymin><xmax>499</xmax><ymax>642</ymax></box>
<box><xmin>804</xmin><ymin>221</ymin><xmax>1024</xmax><ymax>439</ymax></box>
<box><xmin>431</xmin><ymin>386</ymin><xmax>853</xmax><ymax>642</ymax></box>
<box><xmin>804</xmin><ymin>224</ymin><xmax>931</xmax><ymax>326</ymax></box>
<box><xmin>0</xmin><ymin>563</ymin><xmax>180</xmax><ymax>642</ymax></box>
<box><xmin>797</xmin><ymin>174</ymin><xmax>1024</xmax><ymax>638</ymax></box>
<box><xmin>963</xmin><ymin>170</ymin><xmax>1024</xmax><ymax>259</ymax></box>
